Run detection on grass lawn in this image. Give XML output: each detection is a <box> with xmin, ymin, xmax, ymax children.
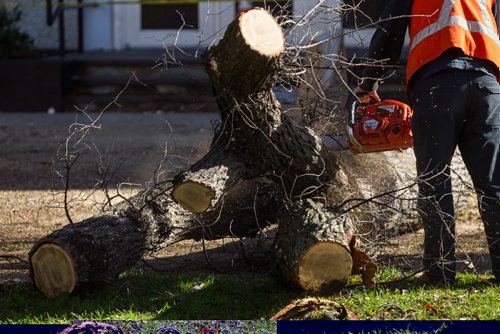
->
<box><xmin>0</xmin><ymin>267</ymin><xmax>498</xmax><ymax>323</ymax></box>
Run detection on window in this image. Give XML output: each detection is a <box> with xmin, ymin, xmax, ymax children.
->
<box><xmin>141</xmin><ymin>4</ymin><xmax>198</xmax><ymax>30</ymax></box>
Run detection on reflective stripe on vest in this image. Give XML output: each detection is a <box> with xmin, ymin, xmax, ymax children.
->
<box><xmin>410</xmin><ymin>0</ymin><xmax>500</xmax><ymax>52</ymax></box>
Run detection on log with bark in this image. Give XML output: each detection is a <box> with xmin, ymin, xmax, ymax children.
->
<box><xmin>275</xmin><ymin>200</ymin><xmax>355</xmax><ymax>294</ymax></box>
<box><xmin>29</xmin><ymin>8</ymin><xmax>418</xmax><ymax>298</ymax></box>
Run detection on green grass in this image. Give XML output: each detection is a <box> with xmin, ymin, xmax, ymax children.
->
<box><xmin>0</xmin><ymin>267</ymin><xmax>498</xmax><ymax>323</ymax></box>
<box><xmin>0</xmin><ymin>269</ymin><xmax>299</xmax><ymax>323</ymax></box>
<box><xmin>340</xmin><ymin>269</ymin><xmax>499</xmax><ymax>320</ymax></box>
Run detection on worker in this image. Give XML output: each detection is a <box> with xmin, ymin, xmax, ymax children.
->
<box><xmin>354</xmin><ymin>0</ymin><xmax>500</xmax><ymax>284</ymax></box>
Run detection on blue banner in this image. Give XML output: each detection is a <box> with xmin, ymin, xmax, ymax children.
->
<box><xmin>277</xmin><ymin>320</ymin><xmax>500</xmax><ymax>334</ymax></box>
<box><xmin>0</xmin><ymin>325</ymin><xmax>68</xmax><ymax>334</ymax></box>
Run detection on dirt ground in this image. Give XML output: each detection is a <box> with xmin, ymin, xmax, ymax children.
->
<box><xmin>0</xmin><ymin>110</ymin><xmax>493</xmax><ymax>287</ymax></box>
<box><xmin>0</xmin><ymin>110</ymin><xmax>220</xmax><ymax>284</ymax></box>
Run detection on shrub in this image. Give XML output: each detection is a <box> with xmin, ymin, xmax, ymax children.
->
<box><xmin>0</xmin><ymin>4</ymin><xmax>34</xmax><ymax>58</ymax></box>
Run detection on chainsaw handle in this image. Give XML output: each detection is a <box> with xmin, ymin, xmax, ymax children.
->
<box><xmin>355</xmin><ymin>91</ymin><xmax>379</xmax><ymax>104</ymax></box>
<box><xmin>345</xmin><ymin>93</ymin><xmax>357</xmax><ymax>126</ymax></box>
<box><xmin>346</xmin><ymin>92</ymin><xmax>378</xmax><ymax>126</ymax></box>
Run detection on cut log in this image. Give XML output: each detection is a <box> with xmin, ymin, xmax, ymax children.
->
<box><xmin>30</xmin><ymin>244</ymin><xmax>77</xmax><ymax>298</ymax></box>
<box><xmin>30</xmin><ymin>215</ymin><xmax>143</xmax><ymax>297</ymax></box>
<box><xmin>171</xmin><ymin>147</ymin><xmax>246</xmax><ymax>214</ymax></box>
<box><xmin>30</xmin><ymin>177</ymin><xmax>282</xmax><ymax>297</ymax></box>
<box><xmin>275</xmin><ymin>199</ymin><xmax>354</xmax><ymax>294</ymax></box>
<box><xmin>204</xmin><ymin>8</ymin><xmax>284</xmax><ymax>98</ymax></box>
<box><xmin>172</xmin><ymin>181</ymin><xmax>215</xmax><ymax>213</ymax></box>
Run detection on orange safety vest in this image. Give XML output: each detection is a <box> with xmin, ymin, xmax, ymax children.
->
<box><xmin>407</xmin><ymin>0</ymin><xmax>500</xmax><ymax>84</ymax></box>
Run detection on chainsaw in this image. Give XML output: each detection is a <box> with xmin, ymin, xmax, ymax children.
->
<box><xmin>343</xmin><ymin>97</ymin><xmax>414</xmax><ymax>153</ymax></box>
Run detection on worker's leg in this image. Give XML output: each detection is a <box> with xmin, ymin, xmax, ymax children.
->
<box><xmin>410</xmin><ymin>70</ymin><xmax>468</xmax><ymax>282</ymax></box>
<box><xmin>460</xmin><ymin>73</ymin><xmax>500</xmax><ymax>281</ymax></box>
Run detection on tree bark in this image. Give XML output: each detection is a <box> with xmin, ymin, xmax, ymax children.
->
<box><xmin>30</xmin><ymin>8</ymin><xmax>417</xmax><ymax>297</ymax></box>
<box><xmin>30</xmin><ymin>177</ymin><xmax>282</xmax><ymax>297</ymax></box>
<box><xmin>29</xmin><ymin>215</ymin><xmax>143</xmax><ymax>298</ymax></box>
<box><xmin>30</xmin><ymin>10</ymin><xmax>295</xmax><ymax>297</ymax></box>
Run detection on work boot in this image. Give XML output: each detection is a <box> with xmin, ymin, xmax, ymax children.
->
<box><xmin>491</xmin><ymin>253</ymin><xmax>500</xmax><ymax>283</ymax></box>
<box><xmin>422</xmin><ymin>256</ymin><xmax>456</xmax><ymax>282</ymax></box>
<box><xmin>418</xmin><ymin>191</ymin><xmax>457</xmax><ymax>284</ymax></box>
<box><xmin>414</xmin><ymin>272</ymin><xmax>454</xmax><ymax>286</ymax></box>
<box><xmin>482</xmin><ymin>217</ymin><xmax>500</xmax><ymax>283</ymax></box>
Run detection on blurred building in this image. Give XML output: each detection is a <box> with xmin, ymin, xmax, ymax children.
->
<box><xmin>2</xmin><ymin>1</ymin><xmax>398</xmax><ymax>112</ymax></box>
<box><xmin>14</xmin><ymin>1</ymin><xmax>300</xmax><ymax>53</ymax></box>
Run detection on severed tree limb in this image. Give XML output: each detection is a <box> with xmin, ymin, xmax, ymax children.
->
<box><xmin>30</xmin><ymin>215</ymin><xmax>144</xmax><ymax>297</ymax></box>
<box><xmin>171</xmin><ymin>147</ymin><xmax>247</xmax><ymax>214</ymax></box>
<box><xmin>30</xmin><ymin>177</ymin><xmax>282</xmax><ymax>298</ymax></box>
<box><xmin>30</xmin><ymin>9</ymin><xmax>292</xmax><ymax>298</ymax></box>
<box><xmin>274</xmin><ymin>199</ymin><xmax>355</xmax><ymax>294</ymax></box>
<box><xmin>29</xmin><ymin>8</ymin><xmax>417</xmax><ymax>298</ymax></box>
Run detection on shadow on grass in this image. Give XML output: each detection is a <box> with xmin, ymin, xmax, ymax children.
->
<box><xmin>1</xmin><ymin>238</ymin><xmax>497</xmax><ymax>322</ymax></box>
<box><xmin>0</xmin><ymin>237</ymin><xmax>303</xmax><ymax>322</ymax></box>
<box><xmin>0</xmin><ymin>269</ymin><xmax>303</xmax><ymax>322</ymax></box>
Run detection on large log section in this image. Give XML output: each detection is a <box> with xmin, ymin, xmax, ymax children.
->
<box><xmin>30</xmin><ymin>9</ymin><xmax>414</xmax><ymax>298</ymax></box>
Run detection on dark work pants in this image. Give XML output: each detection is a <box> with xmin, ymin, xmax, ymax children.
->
<box><xmin>410</xmin><ymin>69</ymin><xmax>500</xmax><ymax>281</ymax></box>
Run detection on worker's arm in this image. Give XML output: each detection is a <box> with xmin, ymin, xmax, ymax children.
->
<box><xmin>355</xmin><ymin>0</ymin><xmax>413</xmax><ymax>101</ymax></box>
<box><xmin>495</xmin><ymin>2</ymin><xmax>500</xmax><ymax>36</ymax></box>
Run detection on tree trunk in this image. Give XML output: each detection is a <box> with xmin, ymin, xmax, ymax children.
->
<box><xmin>30</xmin><ymin>8</ymin><xmax>417</xmax><ymax>297</ymax></box>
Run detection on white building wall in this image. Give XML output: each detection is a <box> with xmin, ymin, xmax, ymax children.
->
<box><xmin>291</xmin><ymin>0</ymin><xmax>343</xmax><ymax>87</ymax></box>
<box><xmin>15</xmin><ymin>0</ymin><xmax>78</xmax><ymax>51</ymax></box>
<box><xmin>9</xmin><ymin>0</ymin><xmax>353</xmax><ymax>53</ymax></box>
<box><xmin>291</xmin><ymin>0</ymin><xmax>342</xmax><ymax>44</ymax></box>
<box><xmin>83</xmin><ymin>0</ymin><xmax>113</xmax><ymax>51</ymax></box>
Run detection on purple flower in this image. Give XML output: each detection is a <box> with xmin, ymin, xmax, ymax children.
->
<box><xmin>155</xmin><ymin>326</ymin><xmax>182</xmax><ymax>334</ymax></box>
<box><xmin>58</xmin><ymin>321</ymin><xmax>125</xmax><ymax>334</ymax></box>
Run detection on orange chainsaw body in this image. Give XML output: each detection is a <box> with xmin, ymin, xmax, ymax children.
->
<box><xmin>348</xmin><ymin>99</ymin><xmax>413</xmax><ymax>153</ymax></box>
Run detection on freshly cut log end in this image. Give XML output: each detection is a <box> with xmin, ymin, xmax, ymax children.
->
<box><xmin>240</xmin><ymin>8</ymin><xmax>284</xmax><ymax>57</ymax></box>
<box><xmin>274</xmin><ymin>200</ymin><xmax>355</xmax><ymax>294</ymax></box>
<box><xmin>30</xmin><ymin>243</ymin><xmax>76</xmax><ymax>298</ymax></box>
<box><xmin>172</xmin><ymin>181</ymin><xmax>216</xmax><ymax>213</ymax></box>
<box><xmin>297</xmin><ymin>242</ymin><xmax>352</xmax><ymax>294</ymax></box>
